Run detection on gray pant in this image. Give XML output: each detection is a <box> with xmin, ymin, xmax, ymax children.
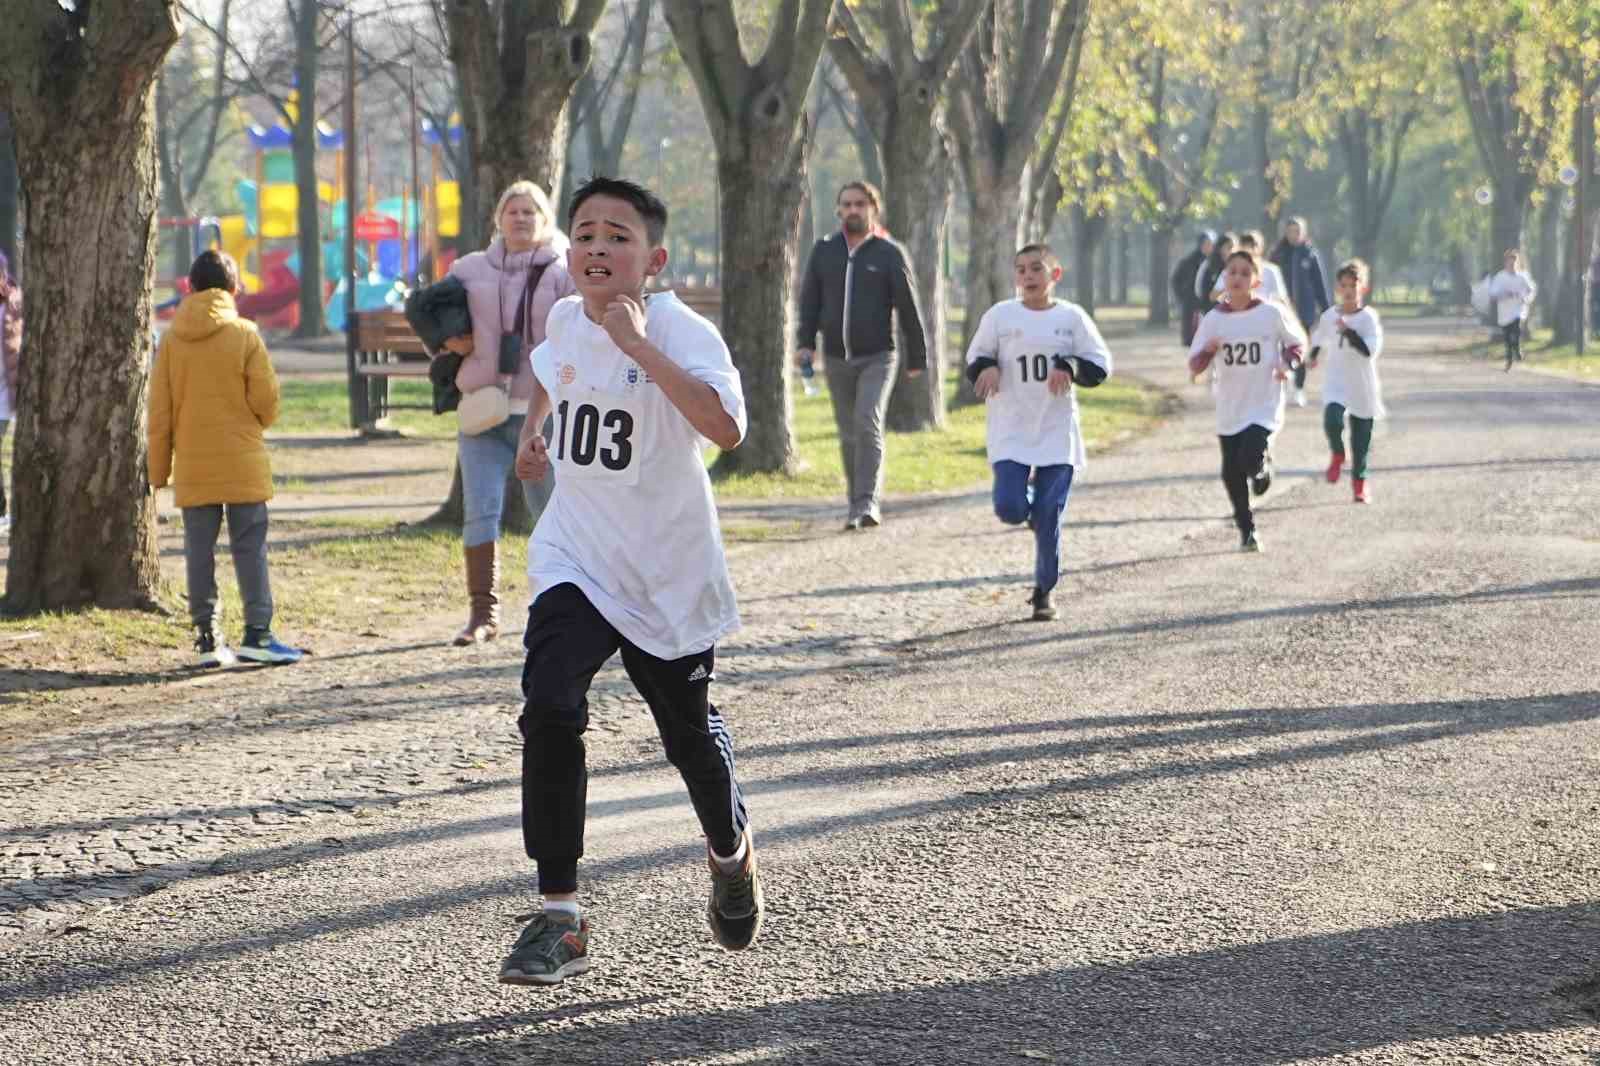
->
<box><xmin>183</xmin><ymin>502</ymin><xmax>273</xmax><ymax>632</ymax></box>
<box><xmin>824</xmin><ymin>351</ymin><xmax>898</xmax><ymax>520</ymax></box>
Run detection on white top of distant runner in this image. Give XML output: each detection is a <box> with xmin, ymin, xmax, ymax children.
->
<box><xmin>1312</xmin><ymin>305</ymin><xmax>1386</xmax><ymax>420</ymax></box>
<box><xmin>528</xmin><ymin>291</ymin><xmax>746</xmax><ymax>660</ymax></box>
<box><xmin>964</xmin><ymin>298</ymin><xmax>1113</xmax><ymax>468</ymax></box>
<box><xmin>1190</xmin><ymin>300</ymin><xmax>1309</xmax><ymax>436</ymax></box>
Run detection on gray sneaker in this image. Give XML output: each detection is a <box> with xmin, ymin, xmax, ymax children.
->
<box><xmin>708</xmin><ymin>831</ymin><xmax>764</xmax><ymax>951</ymax></box>
<box><xmin>499</xmin><ymin>911</ymin><xmax>591</xmax><ymax>986</ymax></box>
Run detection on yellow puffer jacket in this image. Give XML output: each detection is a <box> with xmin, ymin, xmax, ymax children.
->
<box><xmin>148</xmin><ymin>289</ymin><xmax>280</xmax><ymax>507</ymax></box>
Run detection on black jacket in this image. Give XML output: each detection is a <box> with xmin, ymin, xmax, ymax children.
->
<box><xmin>403</xmin><ymin>275</ymin><xmax>472</xmax><ymax>354</ymax></box>
<box><xmin>1172</xmin><ymin>249</ymin><xmax>1207</xmax><ymax>310</ymax></box>
<box><xmin>797</xmin><ymin>233</ymin><xmax>928</xmax><ymax>371</ymax></box>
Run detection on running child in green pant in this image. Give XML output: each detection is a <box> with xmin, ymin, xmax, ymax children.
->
<box><xmin>1308</xmin><ymin>258</ymin><xmax>1384</xmax><ymax>504</ymax></box>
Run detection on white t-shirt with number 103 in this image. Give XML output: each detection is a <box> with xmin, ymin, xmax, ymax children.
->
<box><xmin>964</xmin><ymin>298</ymin><xmax>1113</xmax><ymax>469</ymax></box>
<box><xmin>1189</xmin><ymin>300</ymin><xmax>1309</xmax><ymax>436</ymax></box>
<box><xmin>528</xmin><ymin>291</ymin><xmax>748</xmax><ymax>661</ymax></box>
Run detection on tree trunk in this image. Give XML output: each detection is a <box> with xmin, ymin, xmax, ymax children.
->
<box><xmin>1448</xmin><ymin>243</ymin><xmax>1471</xmax><ymax>306</ymax></box>
<box><xmin>1535</xmin><ymin>190</ymin><xmax>1560</xmax><ymax>330</ymax></box>
<box><xmin>881</xmin><ymin>99</ymin><xmax>951</xmax><ymax>432</ymax></box>
<box><xmin>1113</xmin><ymin>222</ymin><xmax>1129</xmax><ymax>305</ymax></box>
<box><xmin>0</xmin><ymin>112</ymin><xmax>16</xmax><ymax>270</ymax></box>
<box><xmin>1147</xmin><ymin>226</ymin><xmax>1173</xmax><ymax>326</ymax></box>
<box><xmin>1</xmin><ymin>2</ymin><xmax>178</xmax><ymax>612</ymax></box>
<box><xmin>1490</xmin><ymin>193</ymin><xmax>1527</xmax><ymax>271</ymax></box>
<box><xmin>425</xmin><ymin>456</ymin><xmax>534</xmax><ymax>534</ymax></box>
<box><xmin>1072</xmin><ymin>204</ymin><xmax>1106</xmax><ymax>316</ymax></box>
<box><xmin>960</xmin><ymin>170</ymin><xmax>1025</xmax><ymax>363</ymax></box>
<box><xmin>712</xmin><ymin>154</ymin><xmax>806</xmax><ymax>474</ymax></box>
<box><xmin>290</xmin><ymin>0</ymin><xmax>325</xmax><ymax>337</ymax></box>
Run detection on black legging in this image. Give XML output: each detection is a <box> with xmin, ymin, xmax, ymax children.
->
<box><xmin>1502</xmin><ymin>320</ymin><xmax>1522</xmax><ymax>364</ymax></box>
<box><xmin>1218</xmin><ymin>424</ymin><xmax>1272</xmax><ymax>534</ymax></box>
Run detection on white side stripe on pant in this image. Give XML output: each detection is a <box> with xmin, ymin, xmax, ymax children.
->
<box><xmin>708</xmin><ymin>708</ymin><xmax>748</xmax><ymax>836</ymax></box>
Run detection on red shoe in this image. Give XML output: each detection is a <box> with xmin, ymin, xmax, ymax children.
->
<box><xmin>1352</xmin><ymin>477</ymin><xmax>1370</xmax><ymax>504</ymax></box>
<box><xmin>1325</xmin><ymin>453</ymin><xmax>1344</xmax><ymax>483</ymax></box>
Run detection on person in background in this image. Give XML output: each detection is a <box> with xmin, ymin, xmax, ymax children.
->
<box><xmin>1488</xmin><ymin>248</ymin><xmax>1536</xmax><ymax>371</ymax></box>
<box><xmin>148</xmin><ymin>251</ymin><xmax>303</xmax><ymax>667</ymax></box>
<box><xmin>440</xmin><ymin>180</ymin><xmax>578</xmax><ymax>646</ymax></box>
<box><xmin>1276</xmin><ymin>216</ymin><xmax>1332</xmax><ymax>408</ymax></box>
<box><xmin>0</xmin><ymin>250</ymin><xmax>20</xmax><ymax>539</ymax></box>
<box><xmin>1172</xmin><ymin>231</ymin><xmax>1214</xmax><ymax>348</ymax></box>
<box><xmin>1196</xmin><ymin>231</ymin><xmax>1236</xmax><ymax>315</ymax></box>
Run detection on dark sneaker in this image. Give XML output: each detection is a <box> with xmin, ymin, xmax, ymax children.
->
<box><xmin>1241</xmin><ymin>530</ymin><xmax>1263</xmax><ymax>553</ymax></box>
<box><xmin>499</xmin><ymin>911</ymin><xmax>591</xmax><ymax>986</ymax></box>
<box><xmin>1029</xmin><ymin>587</ymin><xmax>1057</xmax><ymax>621</ymax></box>
<box><xmin>194</xmin><ymin>627</ymin><xmax>235</xmax><ymax>668</ymax></box>
<box><xmin>1250</xmin><ymin>457</ymin><xmax>1273</xmax><ymax>496</ymax></box>
<box><xmin>237</xmin><ymin>628</ymin><xmax>304</xmax><ymax>665</ymax></box>
<box><xmin>708</xmin><ymin>831</ymin><xmax>764</xmax><ymax>951</ymax></box>
<box><xmin>859</xmin><ymin>513</ymin><xmax>881</xmax><ymax>529</ymax></box>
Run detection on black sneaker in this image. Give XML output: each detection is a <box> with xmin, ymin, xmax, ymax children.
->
<box><xmin>194</xmin><ymin>627</ymin><xmax>235</xmax><ymax>668</ymax></box>
<box><xmin>237</xmin><ymin>627</ymin><xmax>304</xmax><ymax>665</ymax></box>
<box><xmin>1251</xmin><ymin>456</ymin><xmax>1273</xmax><ymax>496</ymax></box>
<box><xmin>499</xmin><ymin>911</ymin><xmax>591</xmax><ymax>986</ymax></box>
<box><xmin>708</xmin><ymin>831</ymin><xmax>764</xmax><ymax>951</ymax></box>
<box><xmin>1029</xmin><ymin>587</ymin><xmax>1057</xmax><ymax>621</ymax></box>
<box><xmin>859</xmin><ymin>513</ymin><xmax>881</xmax><ymax>529</ymax></box>
<box><xmin>1241</xmin><ymin>530</ymin><xmax>1263</xmax><ymax>553</ymax></box>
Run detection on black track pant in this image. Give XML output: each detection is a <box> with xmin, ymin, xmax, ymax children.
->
<box><xmin>1502</xmin><ymin>320</ymin><xmax>1522</xmax><ymax>364</ymax></box>
<box><xmin>519</xmin><ymin>582</ymin><xmax>748</xmax><ymax>895</ymax></box>
<box><xmin>1218</xmin><ymin>424</ymin><xmax>1272</xmax><ymax>535</ymax></box>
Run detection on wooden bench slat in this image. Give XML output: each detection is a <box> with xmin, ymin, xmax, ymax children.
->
<box><xmin>355</xmin><ymin>363</ymin><xmax>431</xmax><ymax>377</ymax></box>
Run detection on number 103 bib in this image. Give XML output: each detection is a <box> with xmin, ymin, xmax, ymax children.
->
<box><xmin>551</xmin><ymin>387</ymin><xmax>643</xmax><ymax>486</ymax></box>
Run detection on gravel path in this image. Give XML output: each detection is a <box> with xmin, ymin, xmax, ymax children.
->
<box><xmin>3</xmin><ymin>320</ymin><xmax>1598</xmax><ymax>1065</ymax></box>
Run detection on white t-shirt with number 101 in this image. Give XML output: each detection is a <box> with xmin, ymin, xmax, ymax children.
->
<box><xmin>528</xmin><ymin>291</ymin><xmax>748</xmax><ymax>660</ymax></box>
<box><xmin>964</xmin><ymin>298</ymin><xmax>1113</xmax><ymax>469</ymax></box>
<box><xmin>1189</xmin><ymin>300</ymin><xmax>1309</xmax><ymax>436</ymax></box>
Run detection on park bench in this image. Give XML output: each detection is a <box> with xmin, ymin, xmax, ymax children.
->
<box><xmin>345</xmin><ymin>308</ymin><xmax>432</xmax><ymax>431</ymax></box>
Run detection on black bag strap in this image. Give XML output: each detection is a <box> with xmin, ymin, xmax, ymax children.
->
<box><xmin>513</xmin><ymin>259</ymin><xmax>553</xmax><ymax>344</ymax></box>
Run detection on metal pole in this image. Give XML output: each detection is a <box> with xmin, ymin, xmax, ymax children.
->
<box><xmin>409</xmin><ymin>66</ymin><xmax>423</xmax><ymax>285</ymax></box>
<box><xmin>344</xmin><ymin>10</ymin><xmax>361</xmax><ymax>429</ymax></box>
<box><xmin>1579</xmin><ymin>81</ymin><xmax>1591</xmax><ymax>358</ymax></box>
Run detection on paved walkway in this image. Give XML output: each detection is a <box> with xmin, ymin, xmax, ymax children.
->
<box><xmin>3</xmin><ymin>321</ymin><xmax>1598</xmax><ymax>1065</ymax></box>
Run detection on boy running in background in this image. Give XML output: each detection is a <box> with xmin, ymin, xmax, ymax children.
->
<box><xmin>1488</xmin><ymin>249</ymin><xmax>1536</xmax><ymax>370</ymax></box>
<box><xmin>1309</xmin><ymin>258</ymin><xmax>1385</xmax><ymax>504</ymax></box>
<box><xmin>503</xmin><ymin>177</ymin><xmax>762</xmax><ymax>986</ymax></box>
<box><xmin>1188</xmin><ymin>249</ymin><xmax>1309</xmax><ymax>552</ymax></box>
<box><xmin>1237</xmin><ymin>231</ymin><xmax>1287</xmax><ymax>305</ymax></box>
<box><xmin>966</xmin><ymin>244</ymin><xmax>1112</xmax><ymax>620</ymax></box>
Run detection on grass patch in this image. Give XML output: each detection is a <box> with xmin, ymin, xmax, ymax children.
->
<box><xmin>1452</xmin><ymin>325</ymin><xmax>1600</xmax><ymax>378</ymax></box>
<box><xmin>0</xmin><ymin>595</ymin><xmax>190</xmax><ymax>665</ymax></box>
<box><xmin>708</xmin><ymin>368</ymin><xmax>1166</xmax><ymax>500</ymax></box>
<box><xmin>272</xmin><ymin>378</ymin><xmax>455</xmax><ymax>439</ymax></box>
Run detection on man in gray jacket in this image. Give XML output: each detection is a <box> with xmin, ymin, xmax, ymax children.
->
<box><xmin>796</xmin><ymin>181</ymin><xmax>929</xmax><ymax>530</ymax></box>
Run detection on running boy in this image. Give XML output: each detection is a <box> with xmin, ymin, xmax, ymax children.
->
<box><xmin>148</xmin><ymin>251</ymin><xmax>304</xmax><ymax>666</ymax></box>
<box><xmin>1488</xmin><ymin>249</ymin><xmax>1536</xmax><ymax>370</ymax></box>
<box><xmin>1308</xmin><ymin>258</ymin><xmax>1385</xmax><ymax>504</ymax></box>
<box><xmin>966</xmin><ymin>244</ymin><xmax>1112</xmax><ymax>621</ymax></box>
<box><xmin>503</xmin><ymin>177</ymin><xmax>761</xmax><ymax>986</ymax></box>
<box><xmin>1237</xmin><ymin>231</ymin><xmax>1287</xmax><ymax>305</ymax></box>
<box><xmin>1188</xmin><ymin>249</ymin><xmax>1309</xmax><ymax>552</ymax></box>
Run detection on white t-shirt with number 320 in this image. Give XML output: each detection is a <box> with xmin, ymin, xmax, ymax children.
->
<box><xmin>528</xmin><ymin>291</ymin><xmax>748</xmax><ymax>660</ymax></box>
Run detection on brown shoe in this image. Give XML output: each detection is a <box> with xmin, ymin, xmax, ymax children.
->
<box><xmin>452</xmin><ymin>541</ymin><xmax>500</xmax><ymax>645</ymax></box>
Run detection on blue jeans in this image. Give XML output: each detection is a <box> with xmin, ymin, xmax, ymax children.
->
<box><xmin>459</xmin><ymin>414</ymin><xmax>545</xmax><ymax>547</ymax></box>
<box><xmin>993</xmin><ymin>460</ymin><xmax>1075</xmax><ymax>594</ymax></box>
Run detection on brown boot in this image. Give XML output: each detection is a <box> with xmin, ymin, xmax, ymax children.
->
<box><xmin>453</xmin><ymin>541</ymin><xmax>500</xmax><ymax>646</ymax></box>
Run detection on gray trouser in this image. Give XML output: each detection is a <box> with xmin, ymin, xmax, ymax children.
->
<box><xmin>824</xmin><ymin>351</ymin><xmax>898</xmax><ymax>519</ymax></box>
<box><xmin>183</xmin><ymin>502</ymin><xmax>273</xmax><ymax>632</ymax></box>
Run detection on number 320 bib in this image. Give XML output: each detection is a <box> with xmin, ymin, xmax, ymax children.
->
<box><xmin>551</xmin><ymin>388</ymin><xmax>643</xmax><ymax>486</ymax></box>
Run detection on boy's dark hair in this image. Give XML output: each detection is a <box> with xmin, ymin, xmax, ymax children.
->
<box><xmin>1015</xmin><ymin>243</ymin><xmax>1061</xmax><ymax>272</ymax></box>
<box><xmin>189</xmin><ymin>250</ymin><xmax>239</xmax><ymax>294</ymax></box>
<box><xmin>1239</xmin><ymin>229</ymin><xmax>1266</xmax><ymax>251</ymax></box>
<box><xmin>1336</xmin><ymin>257</ymin><xmax>1369</xmax><ymax>286</ymax></box>
<box><xmin>1224</xmin><ymin>248</ymin><xmax>1261</xmax><ymax>275</ymax></box>
<box><xmin>568</xmin><ymin>176</ymin><xmax>669</xmax><ymax>245</ymax></box>
<box><xmin>837</xmin><ymin>180</ymin><xmax>883</xmax><ymax>214</ymax></box>
<box><xmin>1216</xmin><ymin>231</ymin><xmax>1238</xmax><ymax>251</ymax></box>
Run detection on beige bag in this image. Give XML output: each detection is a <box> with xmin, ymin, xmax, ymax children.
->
<box><xmin>457</xmin><ymin>385</ymin><xmax>510</xmax><ymax>435</ymax></box>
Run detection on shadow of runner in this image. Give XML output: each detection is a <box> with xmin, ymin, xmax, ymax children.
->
<box><xmin>4</xmin><ymin>690</ymin><xmax>1597</xmax><ymax>1005</ymax></box>
<box><xmin>286</xmin><ymin>904</ymin><xmax>1600</xmax><ymax>1066</ymax></box>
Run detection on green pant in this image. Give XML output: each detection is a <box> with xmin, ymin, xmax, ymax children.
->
<box><xmin>1324</xmin><ymin>403</ymin><xmax>1374</xmax><ymax>478</ymax></box>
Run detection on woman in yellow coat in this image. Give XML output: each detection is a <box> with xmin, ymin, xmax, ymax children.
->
<box><xmin>148</xmin><ymin>250</ymin><xmax>302</xmax><ymax>667</ymax></box>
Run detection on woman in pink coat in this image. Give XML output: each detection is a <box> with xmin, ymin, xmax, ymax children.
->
<box><xmin>441</xmin><ymin>181</ymin><xmax>576</xmax><ymax>645</ymax></box>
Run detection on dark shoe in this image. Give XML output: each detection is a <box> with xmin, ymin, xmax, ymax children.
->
<box><xmin>194</xmin><ymin>627</ymin><xmax>235</xmax><ymax>668</ymax></box>
<box><xmin>453</xmin><ymin>541</ymin><xmax>500</xmax><ymax>645</ymax></box>
<box><xmin>1029</xmin><ymin>587</ymin><xmax>1057</xmax><ymax>621</ymax></box>
<box><xmin>708</xmin><ymin>830</ymin><xmax>764</xmax><ymax>951</ymax></box>
<box><xmin>859</xmin><ymin>513</ymin><xmax>881</xmax><ymax>529</ymax></box>
<box><xmin>237</xmin><ymin>628</ymin><xmax>303</xmax><ymax>664</ymax></box>
<box><xmin>1250</xmin><ymin>457</ymin><xmax>1273</xmax><ymax>497</ymax></box>
<box><xmin>1241</xmin><ymin>530</ymin><xmax>1263</xmax><ymax>553</ymax></box>
<box><xmin>499</xmin><ymin>911</ymin><xmax>591</xmax><ymax>986</ymax></box>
